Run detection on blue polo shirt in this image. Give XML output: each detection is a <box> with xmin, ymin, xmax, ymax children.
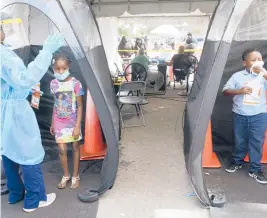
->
<box><xmin>223</xmin><ymin>69</ymin><xmax>267</xmax><ymax>116</ymax></box>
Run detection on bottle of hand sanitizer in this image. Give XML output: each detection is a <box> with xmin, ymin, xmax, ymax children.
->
<box><xmin>31</xmin><ymin>82</ymin><xmax>41</xmax><ymax>109</ymax></box>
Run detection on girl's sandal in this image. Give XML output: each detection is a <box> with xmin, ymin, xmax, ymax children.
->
<box><xmin>57</xmin><ymin>175</ymin><xmax>71</xmax><ymax>189</ymax></box>
<box><xmin>70</xmin><ymin>176</ymin><xmax>80</xmax><ymax>189</ymax></box>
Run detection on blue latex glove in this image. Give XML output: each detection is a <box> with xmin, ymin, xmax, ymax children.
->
<box><xmin>0</xmin><ymin>34</ymin><xmax>63</xmax><ymax>90</ymax></box>
<box><xmin>42</xmin><ymin>33</ymin><xmax>65</xmax><ymax>54</ymax></box>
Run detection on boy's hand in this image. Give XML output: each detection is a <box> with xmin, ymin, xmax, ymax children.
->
<box><xmin>73</xmin><ymin>126</ymin><xmax>80</xmax><ymax>140</ymax></box>
<box><xmin>239</xmin><ymin>86</ymin><xmax>252</xmax><ymax>95</ymax></box>
<box><xmin>252</xmin><ymin>66</ymin><xmax>266</xmax><ymax>74</ymax></box>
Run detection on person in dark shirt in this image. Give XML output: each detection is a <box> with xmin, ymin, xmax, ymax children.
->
<box><xmin>133</xmin><ymin>38</ymin><xmax>147</xmax><ymax>55</ymax></box>
<box><xmin>184</xmin><ymin>43</ymin><xmax>198</xmax><ymax>73</ymax></box>
<box><xmin>166</xmin><ymin>45</ymin><xmax>190</xmax><ymax>83</ymax></box>
<box><xmin>185</xmin><ymin>33</ymin><xmax>197</xmax><ymax>45</ymax></box>
<box><xmin>118</xmin><ymin>36</ymin><xmax>133</xmax><ymax>57</ymax></box>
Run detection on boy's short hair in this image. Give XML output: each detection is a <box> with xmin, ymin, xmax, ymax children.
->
<box><xmin>242</xmin><ymin>48</ymin><xmax>259</xmax><ymax>61</ymax></box>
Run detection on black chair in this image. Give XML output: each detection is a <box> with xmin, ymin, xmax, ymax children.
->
<box><xmin>124</xmin><ymin>62</ymin><xmax>147</xmax><ymax>82</ymax></box>
<box><xmin>118</xmin><ymin>81</ymin><xmax>146</xmax><ymax>128</ymax></box>
<box><xmin>177</xmin><ymin>55</ymin><xmax>198</xmax><ymax>96</ymax></box>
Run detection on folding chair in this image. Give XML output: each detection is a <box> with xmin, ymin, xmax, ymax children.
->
<box><xmin>118</xmin><ymin>81</ymin><xmax>146</xmax><ymax>128</ymax></box>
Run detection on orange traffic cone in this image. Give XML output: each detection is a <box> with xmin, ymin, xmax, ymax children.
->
<box><xmin>169</xmin><ymin>65</ymin><xmax>174</xmax><ymax>84</ymax></box>
<box><xmin>125</xmin><ymin>65</ymin><xmax>131</xmax><ymax>81</ymax></box>
<box><xmin>262</xmin><ymin>143</ymin><xmax>267</xmax><ymax>163</ymax></box>
<box><xmin>80</xmin><ymin>90</ymin><xmax>106</xmax><ymax>160</ymax></box>
<box><xmin>202</xmin><ymin>121</ymin><xmax>221</xmax><ymax>168</ymax></box>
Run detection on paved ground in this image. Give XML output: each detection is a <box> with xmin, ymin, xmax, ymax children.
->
<box><xmin>204</xmin><ymin>165</ymin><xmax>266</xmax><ymax>205</ymax></box>
<box><xmin>3</xmin><ymin>87</ymin><xmax>267</xmax><ymax>218</ymax></box>
<box><xmin>2</xmin><ymin>88</ymin><xmax>202</xmax><ymax>218</ymax></box>
<box><xmin>97</xmin><ymin>89</ymin><xmax>203</xmax><ymax>218</ymax></box>
<box><xmin>1</xmin><ymin>159</ymin><xmax>100</xmax><ymax>218</ymax></box>
<box><xmin>5</xmin><ymin>86</ymin><xmax>250</xmax><ymax>218</ymax></box>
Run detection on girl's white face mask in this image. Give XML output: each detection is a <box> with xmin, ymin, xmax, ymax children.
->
<box><xmin>54</xmin><ymin>70</ymin><xmax>70</xmax><ymax>81</ymax></box>
<box><xmin>250</xmin><ymin>60</ymin><xmax>264</xmax><ymax>74</ymax></box>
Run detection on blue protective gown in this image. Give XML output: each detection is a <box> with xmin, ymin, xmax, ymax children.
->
<box><xmin>1</xmin><ymin>44</ymin><xmax>53</xmax><ymax>165</ymax></box>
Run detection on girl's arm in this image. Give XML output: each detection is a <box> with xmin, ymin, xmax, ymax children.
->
<box><xmin>73</xmin><ymin>81</ymin><xmax>84</xmax><ymax>139</ymax></box>
<box><xmin>50</xmin><ymin>83</ymin><xmax>55</xmax><ymax>135</ymax></box>
<box><xmin>51</xmin><ymin>107</ymin><xmax>55</xmax><ymax>126</ymax></box>
<box><xmin>75</xmin><ymin>96</ymin><xmax>83</xmax><ymax>129</ymax></box>
<box><xmin>50</xmin><ymin>106</ymin><xmax>55</xmax><ymax>135</ymax></box>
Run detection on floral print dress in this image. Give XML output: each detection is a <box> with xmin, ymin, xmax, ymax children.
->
<box><xmin>50</xmin><ymin>77</ymin><xmax>84</xmax><ymax>143</ymax></box>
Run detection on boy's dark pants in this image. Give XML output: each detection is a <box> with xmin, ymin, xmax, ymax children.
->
<box><xmin>232</xmin><ymin>112</ymin><xmax>267</xmax><ymax>173</ymax></box>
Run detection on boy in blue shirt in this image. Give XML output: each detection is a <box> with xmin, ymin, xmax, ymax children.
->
<box><xmin>223</xmin><ymin>48</ymin><xmax>267</xmax><ymax>184</ymax></box>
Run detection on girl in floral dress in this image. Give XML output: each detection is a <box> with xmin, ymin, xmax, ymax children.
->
<box><xmin>50</xmin><ymin>54</ymin><xmax>84</xmax><ymax>189</ymax></box>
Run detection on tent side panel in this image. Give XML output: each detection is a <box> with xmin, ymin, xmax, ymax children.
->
<box><xmin>184</xmin><ymin>0</ymin><xmax>255</xmax><ymax>207</ymax></box>
<box><xmin>185</xmin><ymin>41</ymin><xmax>232</xmax><ymax>206</ymax></box>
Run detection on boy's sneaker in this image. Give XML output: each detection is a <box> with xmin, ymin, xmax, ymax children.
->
<box><xmin>23</xmin><ymin>193</ymin><xmax>56</xmax><ymax>213</ymax></box>
<box><xmin>249</xmin><ymin>171</ymin><xmax>267</xmax><ymax>184</ymax></box>
<box><xmin>225</xmin><ymin>163</ymin><xmax>242</xmax><ymax>173</ymax></box>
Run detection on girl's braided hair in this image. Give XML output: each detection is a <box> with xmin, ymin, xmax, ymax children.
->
<box><xmin>51</xmin><ymin>53</ymin><xmax>71</xmax><ymax>66</ymax></box>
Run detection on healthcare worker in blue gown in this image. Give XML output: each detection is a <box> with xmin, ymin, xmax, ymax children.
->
<box><xmin>1</xmin><ymin>12</ymin><xmax>65</xmax><ymax>212</ymax></box>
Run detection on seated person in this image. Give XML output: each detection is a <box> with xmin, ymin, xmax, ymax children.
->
<box><xmin>185</xmin><ymin>33</ymin><xmax>198</xmax><ymax>45</ymax></box>
<box><xmin>166</xmin><ymin>46</ymin><xmax>191</xmax><ymax>82</ymax></box>
<box><xmin>223</xmin><ymin>48</ymin><xmax>267</xmax><ymax>184</ymax></box>
<box><xmin>184</xmin><ymin>44</ymin><xmax>198</xmax><ymax>73</ymax></box>
<box><xmin>131</xmin><ymin>48</ymin><xmax>149</xmax><ymax>81</ymax></box>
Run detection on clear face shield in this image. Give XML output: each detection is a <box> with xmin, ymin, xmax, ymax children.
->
<box><xmin>1</xmin><ymin>16</ymin><xmax>29</xmax><ymax>52</ymax></box>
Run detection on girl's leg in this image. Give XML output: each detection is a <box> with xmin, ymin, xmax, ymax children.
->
<box><xmin>57</xmin><ymin>143</ymin><xmax>69</xmax><ymax>177</ymax></box>
<box><xmin>2</xmin><ymin>155</ymin><xmax>25</xmax><ymax>204</ymax></box>
<box><xmin>70</xmin><ymin>142</ymin><xmax>80</xmax><ymax>189</ymax></box>
<box><xmin>72</xmin><ymin>142</ymin><xmax>80</xmax><ymax>178</ymax></box>
<box><xmin>57</xmin><ymin>143</ymin><xmax>70</xmax><ymax>189</ymax></box>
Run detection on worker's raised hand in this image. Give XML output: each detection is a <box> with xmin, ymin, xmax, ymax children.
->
<box><xmin>240</xmin><ymin>86</ymin><xmax>252</xmax><ymax>95</ymax></box>
<box><xmin>43</xmin><ymin>33</ymin><xmax>65</xmax><ymax>54</ymax></box>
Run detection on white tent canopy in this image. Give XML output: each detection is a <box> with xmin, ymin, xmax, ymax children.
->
<box><xmin>1</xmin><ymin>0</ymin><xmax>219</xmax><ymax>73</ymax></box>
<box><xmin>150</xmin><ymin>24</ymin><xmax>180</xmax><ymax>35</ymax></box>
<box><xmin>90</xmin><ymin>0</ymin><xmax>219</xmax><ymax>17</ymax></box>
